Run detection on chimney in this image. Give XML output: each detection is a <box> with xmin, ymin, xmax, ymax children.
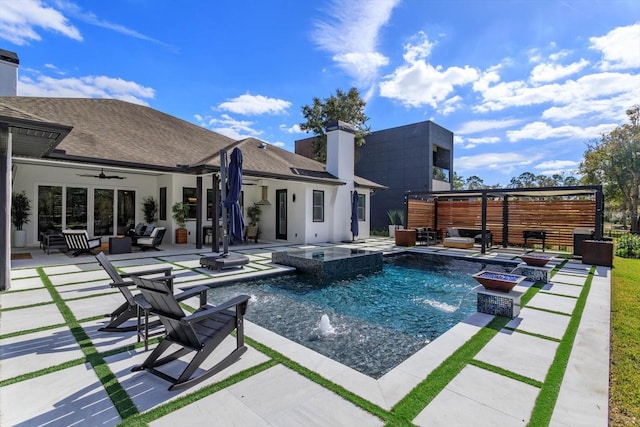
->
<box><xmin>0</xmin><ymin>49</ymin><xmax>19</xmax><ymax>96</ymax></box>
<box><xmin>325</xmin><ymin>120</ymin><xmax>356</xmax><ymax>182</ymax></box>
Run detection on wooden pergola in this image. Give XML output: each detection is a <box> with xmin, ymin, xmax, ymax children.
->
<box><xmin>404</xmin><ymin>185</ymin><xmax>604</xmax><ymax>254</ymax></box>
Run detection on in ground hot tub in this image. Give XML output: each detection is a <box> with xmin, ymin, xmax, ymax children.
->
<box><xmin>272</xmin><ymin>247</ymin><xmax>383</xmax><ymax>280</ymax></box>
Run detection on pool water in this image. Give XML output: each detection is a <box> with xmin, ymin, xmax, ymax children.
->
<box><xmin>206</xmin><ymin>254</ymin><xmax>512</xmax><ymax>378</ymax></box>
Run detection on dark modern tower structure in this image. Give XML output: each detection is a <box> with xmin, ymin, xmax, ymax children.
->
<box><xmin>296</xmin><ymin>120</ymin><xmax>454</xmax><ymax>231</ymax></box>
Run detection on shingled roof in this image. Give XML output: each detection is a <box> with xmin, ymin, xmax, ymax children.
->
<box><xmin>0</xmin><ymin>97</ymin><xmax>385</xmax><ymax>189</ymax></box>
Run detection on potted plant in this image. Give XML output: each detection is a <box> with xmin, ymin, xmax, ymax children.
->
<box><xmin>172</xmin><ymin>202</ymin><xmax>189</xmax><ymax>244</ymax></box>
<box><xmin>141</xmin><ymin>196</ymin><xmax>158</xmax><ymax>224</ymax></box>
<box><xmin>11</xmin><ymin>191</ymin><xmax>32</xmax><ymax>248</ymax></box>
<box><xmin>387</xmin><ymin>209</ymin><xmax>404</xmax><ymax>238</ymax></box>
<box><xmin>246</xmin><ymin>204</ymin><xmax>261</xmax><ymax>243</ymax></box>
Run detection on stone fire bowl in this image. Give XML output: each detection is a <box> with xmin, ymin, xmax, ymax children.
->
<box><xmin>472</xmin><ymin>271</ymin><xmax>526</xmax><ymax>293</ymax></box>
<box><xmin>520</xmin><ymin>253</ymin><xmax>554</xmax><ymax>267</ymax></box>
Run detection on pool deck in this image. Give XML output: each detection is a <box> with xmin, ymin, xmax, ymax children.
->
<box><xmin>2</xmin><ymin>238</ymin><xmax>610</xmax><ymax>426</ymax></box>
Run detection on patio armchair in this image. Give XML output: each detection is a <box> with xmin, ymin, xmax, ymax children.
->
<box><xmin>135</xmin><ymin>227</ymin><xmax>166</xmax><ymax>251</ymax></box>
<box><xmin>62</xmin><ymin>229</ymin><xmax>102</xmax><ymax>256</ymax></box>
<box><xmin>130</xmin><ymin>274</ymin><xmax>250</xmax><ymax>391</ymax></box>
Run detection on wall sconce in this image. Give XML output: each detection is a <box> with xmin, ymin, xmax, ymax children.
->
<box><xmin>292</xmin><ymin>194</ymin><xmax>296</xmax><ymax>202</ymax></box>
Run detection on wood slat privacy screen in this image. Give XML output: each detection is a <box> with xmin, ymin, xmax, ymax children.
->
<box><xmin>407</xmin><ymin>197</ymin><xmax>596</xmax><ymax>251</ymax></box>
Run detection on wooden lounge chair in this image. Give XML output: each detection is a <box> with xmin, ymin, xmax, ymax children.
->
<box><xmin>95</xmin><ymin>252</ymin><xmax>173</xmax><ymax>338</ymax></box>
<box><xmin>62</xmin><ymin>229</ymin><xmax>102</xmax><ymax>256</ymax></box>
<box><xmin>130</xmin><ymin>275</ymin><xmax>250</xmax><ymax>391</ymax></box>
<box><xmin>135</xmin><ymin>227</ymin><xmax>166</xmax><ymax>251</ymax></box>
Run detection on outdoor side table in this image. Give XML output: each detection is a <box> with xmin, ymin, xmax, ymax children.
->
<box><xmin>109</xmin><ymin>236</ymin><xmax>132</xmax><ymax>254</ymax></box>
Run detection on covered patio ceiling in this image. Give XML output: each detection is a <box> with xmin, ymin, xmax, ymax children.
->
<box><xmin>1</xmin><ymin>113</ymin><xmax>73</xmax><ymax>291</ymax></box>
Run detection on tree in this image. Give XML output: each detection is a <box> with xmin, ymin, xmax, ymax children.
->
<box><xmin>300</xmin><ymin>87</ymin><xmax>370</xmax><ymax>162</ymax></box>
<box><xmin>465</xmin><ymin>175</ymin><xmax>485</xmax><ymax>190</ymax></box>
<box><xmin>452</xmin><ymin>171</ymin><xmax>465</xmax><ymax>189</ymax></box>
<box><xmin>580</xmin><ymin>105</ymin><xmax>640</xmax><ymax>233</ymax></box>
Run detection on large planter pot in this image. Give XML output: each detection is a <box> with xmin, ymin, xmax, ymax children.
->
<box><xmin>175</xmin><ymin>228</ymin><xmax>188</xmax><ymax>244</ymax></box>
<box><xmin>388</xmin><ymin>225</ymin><xmax>396</xmax><ymax>238</ymax></box>
<box><xmin>13</xmin><ymin>229</ymin><xmax>27</xmax><ymax>248</ymax></box>
<box><xmin>395</xmin><ymin>229</ymin><xmax>416</xmax><ymax>247</ymax></box>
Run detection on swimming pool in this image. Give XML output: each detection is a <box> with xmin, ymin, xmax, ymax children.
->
<box><xmin>206</xmin><ymin>253</ymin><xmax>513</xmax><ymax>378</ymax></box>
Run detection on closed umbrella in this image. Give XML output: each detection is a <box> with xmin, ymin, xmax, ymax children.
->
<box><xmin>223</xmin><ymin>147</ymin><xmax>245</xmax><ymax>246</ymax></box>
<box><xmin>351</xmin><ymin>190</ymin><xmax>359</xmax><ymax>241</ymax></box>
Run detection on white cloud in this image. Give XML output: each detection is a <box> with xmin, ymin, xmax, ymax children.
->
<box><xmin>455</xmin><ymin>152</ymin><xmax>539</xmax><ymax>174</ymax></box>
<box><xmin>590</xmin><ymin>23</ymin><xmax>640</xmax><ymax>70</ymax></box>
<box><xmin>379</xmin><ymin>31</ymin><xmax>479</xmax><ymax>109</ymax></box>
<box><xmin>534</xmin><ymin>160</ymin><xmax>580</xmax><ymax>177</ymax></box>
<box><xmin>0</xmin><ymin>0</ymin><xmax>81</xmax><ymax>45</ymax></box>
<box><xmin>459</xmin><ymin>136</ymin><xmax>501</xmax><ymax>149</ymax></box>
<box><xmin>506</xmin><ymin>121</ymin><xmax>617</xmax><ymax>142</ymax></box>
<box><xmin>218</xmin><ymin>94</ymin><xmax>291</xmax><ymax>115</ymax></box>
<box><xmin>456</xmin><ymin>118</ymin><xmax>523</xmax><ymax>135</ymax></box>
<box><xmin>54</xmin><ymin>0</ymin><xmax>176</xmax><ymax>49</ymax></box>
<box><xmin>18</xmin><ymin>73</ymin><xmax>155</xmax><ymax>105</ymax></box>
<box><xmin>474</xmin><ymin>71</ymin><xmax>640</xmax><ymax>113</ymax></box>
<box><xmin>311</xmin><ymin>0</ymin><xmax>400</xmax><ymax>85</ymax></box>
<box><xmin>534</xmin><ymin>160</ymin><xmax>579</xmax><ymax>170</ymax></box>
<box><xmin>271</xmin><ymin>141</ymin><xmax>286</xmax><ymax>148</ymax></box>
<box><xmin>195</xmin><ymin>113</ymin><xmax>263</xmax><ymax>140</ymax></box>
<box><xmin>530</xmin><ymin>59</ymin><xmax>589</xmax><ymax>83</ymax></box>
<box><xmin>438</xmin><ymin>95</ymin><xmax>463</xmax><ymax>115</ymax></box>
<box><xmin>279</xmin><ymin>123</ymin><xmax>303</xmax><ymax>134</ymax></box>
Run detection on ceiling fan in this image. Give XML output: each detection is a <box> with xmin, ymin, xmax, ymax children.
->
<box><xmin>76</xmin><ymin>168</ymin><xmax>126</xmax><ymax>179</ymax></box>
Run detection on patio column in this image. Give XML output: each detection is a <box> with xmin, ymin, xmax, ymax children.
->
<box><xmin>196</xmin><ymin>176</ymin><xmax>203</xmax><ymax>249</ymax></box>
<box><xmin>1</xmin><ymin>124</ymin><xmax>11</xmax><ymax>291</ymax></box>
<box><xmin>481</xmin><ymin>191</ymin><xmax>487</xmax><ymax>254</ymax></box>
<box><xmin>502</xmin><ymin>195</ymin><xmax>509</xmax><ymax>247</ymax></box>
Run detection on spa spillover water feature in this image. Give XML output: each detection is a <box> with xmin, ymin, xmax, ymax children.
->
<box><xmin>207</xmin><ymin>254</ymin><xmax>513</xmax><ymax>378</ymax></box>
<box><xmin>271</xmin><ymin>247</ymin><xmax>383</xmax><ymax>281</ymax></box>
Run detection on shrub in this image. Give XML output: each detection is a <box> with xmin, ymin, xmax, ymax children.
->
<box><xmin>615</xmin><ymin>234</ymin><xmax>640</xmax><ymax>258</ymax></box>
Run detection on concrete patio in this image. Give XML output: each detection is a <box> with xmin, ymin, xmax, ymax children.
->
<box><xmin>1</xmin><ymin>238</ymin><xmax>610</xmax><ymax>426</ymax></box>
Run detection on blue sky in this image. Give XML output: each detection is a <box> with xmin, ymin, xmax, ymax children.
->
<box><xmin>1</xmin><ymin>0</ymin><xmax>639</xmax><ymax>186</ymax></box>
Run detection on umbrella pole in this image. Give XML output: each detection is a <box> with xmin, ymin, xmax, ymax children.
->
<box><xmin>220</xmin><ymin>149</ymin><xmax>228</xmax><ymax>255</ymax></box>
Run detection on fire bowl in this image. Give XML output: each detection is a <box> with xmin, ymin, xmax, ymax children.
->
<box><xmin>472</xmin><ymin>271</ymin><xmax>526</xmax><ymax>293</ymax></box>
<box><xmin>520</xmin><ymin>253</ymin><xmax>554</xmax><ymax>267</ymax></box>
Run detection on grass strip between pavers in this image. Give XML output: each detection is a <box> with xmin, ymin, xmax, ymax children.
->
<box><xmin>5</xmin><ymin>255</ymin><xmax>591</xmax><ymax>426</ymax></box>
<box><xmin>526</xmin><ymin>266</ymin><xmax>594</xmax><ymax>426</ymax></box>
<box><xmin>117</xmin><ymin>360</ymin><xmax>280</xmax><ymax>427</ymax></box>
<box><xmin>387</xmin><ymin>315</ymin><xmax>511</xmax><ymax>425</ymax></box>
<box><xmin>468</xmin><ymin>359</ymin><xmax>544</xmax><ymax>389</ymax></box>
<box><xmin>37</xmin><ymin>268</ymin><xmax>139</xmax><ymax>420</ymax></box>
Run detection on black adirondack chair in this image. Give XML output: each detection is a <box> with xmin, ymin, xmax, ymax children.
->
<box><xmin>130</xmin><ymin>275</ymin><xmax>250</xmax><ymax>391</ymax></box>
<box><xmin>95</xmin><ymin>252</ymin><xmax>173</xmax><ymax>337</ymax></box>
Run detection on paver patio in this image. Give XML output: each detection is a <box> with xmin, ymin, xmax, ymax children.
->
<box><xmin>1</xmin><ymin>238</ymin><xmax>609</xmax><ymax>426</ymax></box>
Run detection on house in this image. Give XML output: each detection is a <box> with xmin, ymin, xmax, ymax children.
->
<box><xmin>296</xmin><ymin>120</ymin><xmax>454</xmax><ymax>231</ymax></box>
<box><xmin>1</xmin><ymin>92</ymin><xmax>384</xmax><ymax>291</ymax></box>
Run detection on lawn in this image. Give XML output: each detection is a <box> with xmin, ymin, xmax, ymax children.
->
<box><xmin>609</xmin><ymin>256</ymin><xmax>640</xmax><ymax>426</ymax></box>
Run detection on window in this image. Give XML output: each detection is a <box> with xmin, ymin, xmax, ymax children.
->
<box><xmin>357</xmin><ymin>193</ymin><xmax>366</xmax><ymax>221</ymax></box>
<box><xmin>313</xmin><ymin>190</ymin><xmax>324</xmax><ymax>222</ymax></box>
<box><xmin>159</xmin><ymin>187</ymin><xmax>167</xmax><ymax>220</ymax></box>
<box><xmin>183</xmin><ymin>187</ymin><xmax>197</xmax><ymax>219</ymax></box>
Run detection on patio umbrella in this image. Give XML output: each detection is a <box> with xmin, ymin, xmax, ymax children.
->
<box><xmin>351</xmin><ymin>190</ymin><xmax>359</xmax><ymax>241</ymax></box>
<box><xmin>223</xmin><ymin>147</ymin><xmax>245</xmax><ymax>246</ymax></box>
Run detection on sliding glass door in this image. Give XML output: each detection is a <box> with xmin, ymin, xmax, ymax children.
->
<box><xmin>94</xmin><ymin>189</ymin><xmax>114</xmax><ymax>236</ymax></box>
